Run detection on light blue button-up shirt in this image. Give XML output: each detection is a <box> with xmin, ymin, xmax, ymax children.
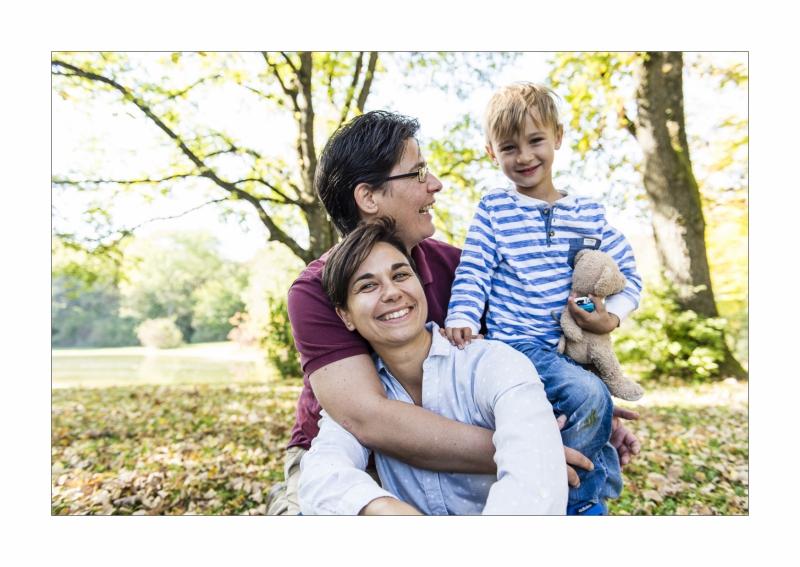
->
<box><xmin>299</xmin><ymin>322</ymin><xmax>568</xmax><ymax>515</ymax></box>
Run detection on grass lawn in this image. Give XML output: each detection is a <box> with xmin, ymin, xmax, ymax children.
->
<box><xmin>51</xmin><ymin>377</ymin><xmax>747</xmax><ymax>515</ymax></box>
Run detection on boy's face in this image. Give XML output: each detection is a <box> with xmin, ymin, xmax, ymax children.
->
<box><xmin>486</xmin><ymin>111</ymin><xmax>563</xmax><ymax>199</ymax></box>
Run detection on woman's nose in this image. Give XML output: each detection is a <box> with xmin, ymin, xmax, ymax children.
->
<box><xmin>381</xmin><ymin>280</ymin><xmax>403</xmax><ymax>301</ymax></box>
<box><xmin>427</xmin><ymin>172</ymin><xmax>443</xmax><ymax>193</ymax></box>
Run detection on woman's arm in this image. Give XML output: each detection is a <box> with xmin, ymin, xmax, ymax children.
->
<box><xmin>298</xmin><ymin>411</ymin><xmax>400</xmax><ymax>515</ymax></box>
<box><xmin>310</xmin><ymin>355</ymin><xmax>498</xmax><ymax>474</ymax></box>
<box><xmin>475</xmin><ymin>346</ymin><xmax>569</xmax><ymax>515</ymax></box>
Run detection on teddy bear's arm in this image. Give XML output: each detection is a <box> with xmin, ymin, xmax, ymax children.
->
<box><xmin>560</xmin><ymin>307</ymin><xmax>584</xmax><ymax>342</ymax></box>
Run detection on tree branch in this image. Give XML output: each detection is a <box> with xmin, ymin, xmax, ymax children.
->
<box><xmin>52</xmin><ymin>58</ymin><xmax>310</xmax><ymax>262</ymax></box>
<box><xmin>165</xmin><ymin>75</ymin><xmax>220</xmax><ymax>100</ymax></box>
<box><xmin>619</xmin><ymin>109</ymin><xmax>637</xmax><ymax>139</ymax></box>
<box><xmin>53</xmin><ymin>173</ymin><xmax>194</xmax><ymax>186</ymax></box>
<box><xmin>356</xmin><ymin>52</ymin><xmax>378</xmax><ymax>113</ymax></box>
<box><xmin>280</xmin><ymin>52</ymin><xmax>299</xmax><ymax>74</ymax></box>
<box><xmin>262</xmin><ymin>52</ymin><xmax>298</xmax><ymax>109</ymax></box>
<box><xmin>235</xmin><ymin>178</ymin><xmax>298</xmax><ymax>205</ymax></box>
<box><xmin>340</xmin><ymin>52</ymin><xmax>364</xmax><ymax>125</ymax></box>
<box><xmin>123</xmin><ymin>198</ymin><xmax>228</xmax><ymax>232</ymax></box>
<box><xmin>226</xmin><ymin>185</ymin><xmax>311</xmax><ymax>262</ymax></box>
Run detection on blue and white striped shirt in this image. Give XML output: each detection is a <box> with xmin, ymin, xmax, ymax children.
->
<box><xmin>446</xmin><ymin>188</ymin><xmax>642</xmax><ymax>346</ymax></box>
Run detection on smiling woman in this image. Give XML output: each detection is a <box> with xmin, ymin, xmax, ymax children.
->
<box><xmin>297</xmin><ymin>218</ymin><xmax>568</xmax><ymax>515</ymax></box>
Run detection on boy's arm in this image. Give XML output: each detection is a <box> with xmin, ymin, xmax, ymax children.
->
<box><xmin>298</xmin><ymin>411</ymin><xmax>400</xmax><ymax>515</ymax></box>
<box><xmin>569</xmin><ymin>218</ymin><xmax>643</xmax><ymax>334</ymax></box>
<box><xmin>475</xmin><ymin>347</ymin><xmax>568</xmax><ymax>514</ymax></box>
<box><xmin>445</xmin><ymin>199</ymin><xmax>500</xmax><ymax>335</ymax></box>
<box><xmin>599</xmin><ymin>219</ymin><xmax>642</xmax><ymax>325</ymax></box>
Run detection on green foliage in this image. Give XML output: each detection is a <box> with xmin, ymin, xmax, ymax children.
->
<box><xmin>120</xmin><ymin>230</ymin><xmax>244</xmax><ymax>343</ymax></box>
<box><xmin>228</xmin><ymin>243</ymin><xmax>305</xmax><ymax>378</ymax></box>
<box><xmin>264</xmin><ymin>299</ymin><xmax>300</xmax><ymax>378</ymax></box>
<box><xmin>52</xmin><ymin>238</ymin><xmax>139</xmax><ymax>348</ymax></box>
<box><xmin>615</xmin><ymin>278</ymin><xmax>732</xmax><ymax>381</ymax></box>
<box><xmin>548</xmin><ymin>52</ymin><xmax>644</xmax><ymax>208</ymax></box>
<box><xmin>190</xmin><ymin>268</ymin><xmax>247</xmax><ymax>343</ymax></box>
<box><xmin>425</xmin><ymin>113</ymin><xmax>490</xmax><ymax>246</ymax></box>
<box><xmin>135</xmin><ymin>318</ymin><xmax>184</xmax><ymax>349</ymax></box>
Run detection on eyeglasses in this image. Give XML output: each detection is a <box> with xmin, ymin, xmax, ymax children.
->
<box><xmin>379</xmin><ymin>166</ymin><xmax>429</xmax><ymax>184</ymax></box>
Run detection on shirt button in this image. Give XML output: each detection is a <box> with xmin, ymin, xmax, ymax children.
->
<box><xmin>543</xmin><ymin>209</ymin><xmax>549</xmax><ymax>215</ymax></box>
<box><xmin>549</xmin><ymin>230</ymin><xmax>555</xmax><ymax>237</ymax></box>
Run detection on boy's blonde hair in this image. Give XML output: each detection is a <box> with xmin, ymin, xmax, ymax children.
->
<box><xmin>483</xmin><ymin>82</ymin><xmax>561</xmax><ymax>148</ymax></box>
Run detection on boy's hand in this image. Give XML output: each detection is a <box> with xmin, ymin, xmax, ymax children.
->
<box><xmin>566</xmin><ymin>293</ymin><xmax>620</xmax><ymax>334</ymax></box>
<box><xmin>441</xmin><ymin>326</ymin><xmax>483</xmax><ymax>349</ymax></box>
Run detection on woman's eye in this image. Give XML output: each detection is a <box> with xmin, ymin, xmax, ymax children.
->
<box><xmin>359</xmin><ymin>282</ymin><xmax>377</xmax><ymax>291</ymax></box>
<box><xmin>394</xmin><ymin>272</ymin><xmax>410</xmax><ymax>280</ymax></box>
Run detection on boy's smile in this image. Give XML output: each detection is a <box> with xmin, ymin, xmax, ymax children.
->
<box><xmin>487</xmin><ymin>111</ymin><xmax>563</xmax><ymax>203</ymax></box>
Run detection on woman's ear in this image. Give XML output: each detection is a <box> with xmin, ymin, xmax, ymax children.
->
<box><xmin>354</xmin><ymin>183</ymin><xmax>379</xmax><ymax>217</ymax></box>
<box><xmin>335</xmin><ymin>306</ymin><xmax>356</xmax><ymax>332</ymax></box>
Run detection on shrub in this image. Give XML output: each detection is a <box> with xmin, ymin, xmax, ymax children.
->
<box><xmin>229</xmin><ymin>244</ymin><xmax>304</xmax><ymax>378</ymax></box>
<box><xmin>614</xmin><ymin>278</ymin><xmax>732</xmax><ymax>382</ymax></box>
<box><xmin>135</xmin><ymin>318</ymin><xmax>184</xmax><ymax>349</ymax></box>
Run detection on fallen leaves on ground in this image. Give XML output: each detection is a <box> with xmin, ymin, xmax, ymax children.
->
<box><xmin>52</xmin><ymin>381</ymin><xmax>301</xmax><ymax>516</ymax></box>
<box><xmin>52</xmin><ymin>378</ymin><xmax>747</xmax><ymax>515</ymax></box>
<box><xmin>611</xmin><ymin>377</ymin><xmax>748</xmax><ymax>515</ymax></box>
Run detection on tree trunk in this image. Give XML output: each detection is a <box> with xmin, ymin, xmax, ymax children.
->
<box><xmin>633</xmin><ymin>52</ymin><xmax>747</xmax><ymax>378</ymax></box>
<box><xmin>303</xmin><ymin>202</ymin><xmax>339</xmax><ymax>262</ymax></box>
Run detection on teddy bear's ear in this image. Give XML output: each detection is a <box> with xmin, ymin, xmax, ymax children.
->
<box><xmin>595</xmin><ymin>263</ymin><xmax>627</xmax><ymax>297</ymax></box>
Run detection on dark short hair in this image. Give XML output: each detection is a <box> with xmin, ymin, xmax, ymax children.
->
<box><xmin>322</xmin><ymin>217</ymin><xmax>418</xmax><ymax>310</ymax></box>
<box><xmin>315</xmin><ymin>111</ymin><xmax>420</xmax><ymax>237</ymax></box>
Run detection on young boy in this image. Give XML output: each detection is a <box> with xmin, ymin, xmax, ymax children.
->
<box><xmin>444</xmin><ymin>82</ymin><xmax>642</xmax><ymax>515</ymax></box>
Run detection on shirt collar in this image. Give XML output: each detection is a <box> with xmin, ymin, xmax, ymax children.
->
<box><xmin>372</xmin><ymin>321</ymin><xmax>450</xmax><ymax>376</ymax></box>
<box><xmin>426</xmin><ymin>322</ymin><xmax>452</xmax><ymax>358</ymax></box>
<box><xmin>510</xmin><ymin>188</ymin><xmax>575</xmax><ymax>208</ymax></box>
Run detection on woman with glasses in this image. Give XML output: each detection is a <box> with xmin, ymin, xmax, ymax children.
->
<box><xmin>267</xmin><ymin>111</ymin><xmax>640</xmax><ymax>515</ymax></box>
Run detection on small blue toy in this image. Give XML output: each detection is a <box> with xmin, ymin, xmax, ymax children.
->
<box><xmin>574</xmin><ymin>296</ymin><xmax>595</xmax><ymax>312</ymax></box>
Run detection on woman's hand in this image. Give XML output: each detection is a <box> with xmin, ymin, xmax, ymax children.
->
<box><xmin>359</xmin><ymin>497</ymin><xmax>423</xmax><ymax>515</ymax></box>
<box><xmin>557</xmin><ymin>415</ymin><xmax>593</xmax><ymax>488</ymax></box>
<box><xmin>566</xmin><ymin>293</ymin><xmax>620</xmax><ymax>335</ymax></box>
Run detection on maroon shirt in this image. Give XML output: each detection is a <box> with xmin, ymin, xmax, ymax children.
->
<box><xmin>286</xmin><ymin>238</ymin><xmax>464</xmax><ymax>450</ymax></box>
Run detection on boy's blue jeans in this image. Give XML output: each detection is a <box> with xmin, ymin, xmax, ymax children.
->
<box><xmin>509</xmin><ymin>341</ymin><xmax>623</xmax><ymax>509</ymax></box>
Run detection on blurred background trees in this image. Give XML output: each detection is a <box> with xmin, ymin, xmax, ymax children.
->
<box><xmin>52</xmin><ymin>51</ymin><xmax>747</xmax><ymax>383</ymax></box>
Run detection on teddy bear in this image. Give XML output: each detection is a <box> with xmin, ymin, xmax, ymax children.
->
<box><xmin>556</xmin><ymin>249</ymin><xmax>644</xmax><ymax>402</ymax></box>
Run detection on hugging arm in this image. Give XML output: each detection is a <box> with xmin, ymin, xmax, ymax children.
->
<box><xmin>298</xmin><ymin>410</ymin><xmax>412</xmax><ymax>515</ymax></box>
<box><xmin>310</xmin><ymin>355</ymin><xmax>498</xmax><ymax>474</ymax></box>
<box><xmin>476</xmin><ymin>348</ymin><xmax>569</xmax><ymax>514</ymax></box>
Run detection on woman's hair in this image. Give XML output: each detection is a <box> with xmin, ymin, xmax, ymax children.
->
<box><xmin>322</xmin><ymin>217</ymin><xmax>418</xmax><ymax>310</ymax></box>
<box><xmin>483</xmin><ymin>82</ymin><xmax>561</xmax><ymax>148</ymax></box>
<box><xmin>315</xmin><ymin>110</ymin><xmax>420</xmax><ymax>237</ymax></box>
